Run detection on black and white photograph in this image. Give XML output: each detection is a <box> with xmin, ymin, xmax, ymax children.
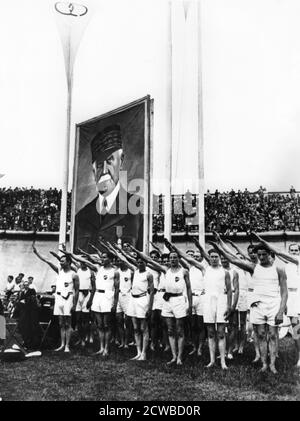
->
<box><xmin>0</xmin><ymin>0</ymin><xmax>300</xmax><ymax>404</ymax></box>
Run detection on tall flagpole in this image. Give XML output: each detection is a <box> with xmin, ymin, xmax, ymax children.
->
<box><xmin>197</xmin><ymin>0</ymin><xmax>205</xmax><ymax>247</ymax></box>
<box><xmin>54</xmin><ymin>2</ymin><xmax>90</xmax><ymax>248</ymax></box>
<box><xmin>164</xmin><ymin>0</ymin><xmax>173</xmax><ymax>246</ymax></box>
<box><xmin>59</xmin><ymin>33</ymin><xmax>73</xmax><ymax>248</ymax></box>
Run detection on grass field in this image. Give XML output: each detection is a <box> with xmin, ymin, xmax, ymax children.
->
<box><xmin>1</xmin><ymin>335</ymin><xmax>300</xmax><ymax>401</ymax></box>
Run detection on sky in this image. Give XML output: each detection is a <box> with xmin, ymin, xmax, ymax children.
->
<box><xmin>0</xmin><ymin>0</ymin><xmax>300</xmax><ymax>194</ymax></box>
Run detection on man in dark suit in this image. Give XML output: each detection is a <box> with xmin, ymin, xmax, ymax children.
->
<box><xmin>74</xmin><ymin>124</ymin><xmax>143</xmax><ymax>252</ymax></box>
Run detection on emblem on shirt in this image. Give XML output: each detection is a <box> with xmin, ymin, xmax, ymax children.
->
<box><xmin>175</xmin><ymin>277</ymin><xmax>179</xmax><ymax>282</ymax></box>
<box><xmin>104</xmin><ymin>275</ymin><xmax>108</xmax><ymax>280</ymax></box>
<box><xmin>124</xmin><ymin>278</ymin><xmax>129</xmax><ymax>282</ymax></box>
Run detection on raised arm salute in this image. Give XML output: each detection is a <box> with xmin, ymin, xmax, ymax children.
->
<box><xmin>33</xmin><ymin>245</ymin><xmax>79</xmax><ymax>353</ymax></box>
<box><xmin>210</xmin><ymin>241</ymin><xmax>287</xmax><ymax>374</ymax></box>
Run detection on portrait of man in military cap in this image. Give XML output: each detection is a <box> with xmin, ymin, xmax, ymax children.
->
<box><xmin>72</xmin><ymin>97</ymin><xmax>151</xmax><ymax>253</ymax></box>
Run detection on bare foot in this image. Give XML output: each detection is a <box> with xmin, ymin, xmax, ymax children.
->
<box><xmin>128</xmin><ymin>341</ymin><xmax>135</xmax><ymax>346</ymax></box>
<box><xmin>232</xmin><ymin>347</ymin><xmax>238</xmax><ymax>353</ymax></box>
<box><xmin>138</xmin><ymin>354</ymin><xmax>147</xmax><ymax>361</ymax></box>
<box><xmin>64</xmin><ymin>346</ymin><xmax>70</xmax><ymax>353</ymax></box>
<box><xmin>197</xmin><ymin>348</ymin><xmax>202</xmax><ymax>357</ymax></box>
<box><xmin>176</xmin><ymin>358</ymin><xmax>183</xmax><ymax>366</ymax></box>
<box><xmin>221</xmin><ymin>364</ymin><xmax>228</xmax><ymax>370</ymax></box>
<box><xmin>227</xmin><ymin>353</ymin><xmax>233</xmax><ymax>360</ymax></box>
<box><xmin>131</xmin><ymin>353</ymin><xmax>141</xmax><ymax>360</ymax></box>
<box><xmin>150</xmin><ymin>343</ymin><xmax>155</xmax><ymax>352</ymax></box>
<box><xmin>188</xmin><ymin>347</ymin><xmax>196</xmax><ymax>356</ymax></box>
<box><xmin>94</xmin><ymin>349</ymin><xmax>104</xmax><ymax>355</ymax></box>
<box><xmin>296</xmin><ymin>359</ymin><xmax>300</xmax><ymax>368</ymax></box>
<box><xmin>124</xmin><ymin>345</ymin><xmax>129</xmax><ymax>349</ymax></box>
<box><xmin>102</xmin><ymin>350</ymin><xmax>109</xmax><ymax>357</ymax></box>
<box><xmin>54</xmin><ymin>345</ymin><xmax>65</xmax><ymax>352</ymax></box>
<box><xmin>118</xmin><ymin>343</ymin><xmax>125</xmax><ymax>349</ymax></box>
<box><xmin>167</xmin><ymin>357</ymin><xmax>177</xmax><ymax>366</ymax></box>
<box><xmin>164</xmin><ymin>346</ymin><xmax>170</xmax><ymax>353</ymax></box>
<box><xmin>206</xmin><ymin>362</ymin><xmax>215</xmax><ymax>368</ymax></box>
<box><xmin>252</xmin><ymin>355</ymin><xmax>260</xmax><ymax>363</ymax></box>
<box><xmin>259</xmin><ymin>364</ymin><xmax>268</xmax><ymax>373</ymax></box>
<box><xmin>269</xmin><ymin>365</ymin><xmax>278</xmax><ymax>374</ymax></box>
<box><xmin>238</xmin><ymin>347</ymin><xmax>244</xmax><ymax>354</ymax></box>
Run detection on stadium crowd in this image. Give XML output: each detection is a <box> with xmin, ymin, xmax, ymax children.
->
<box><xmin>0</xmin><ymin>187</ymin><xmax>71</xmax><ymax>232</ymax></box>
<box><xmin>0</xmin><ymin>186</ymin><xmax>299</xmax><ymax>234</ymax></box>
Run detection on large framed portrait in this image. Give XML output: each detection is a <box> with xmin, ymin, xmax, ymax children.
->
<box><xmin>71</xmin><ymin>96</ymin><xmax>153</xmax><ymax>253</ymax></box>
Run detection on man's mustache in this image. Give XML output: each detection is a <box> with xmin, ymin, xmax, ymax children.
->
<box><xmin>98</xmin><ymin>174</ymin><xmax>111</xmax><ymax>183</ymax></box>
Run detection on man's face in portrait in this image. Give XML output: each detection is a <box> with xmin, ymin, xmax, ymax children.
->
<box><xmin>92</xmin><ymin>149</ymin><xmax>124</xmax><ymax>197</ymax></box>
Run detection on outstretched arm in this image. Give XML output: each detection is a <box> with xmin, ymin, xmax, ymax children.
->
<box><xmin>60</xmin><ymin>250</ymin><xmax>98</xmax><ymax>272</ymax></box>
<box><xmin>192</xmin><ymin>237</ymin><xmax>210</xmax><ymax>264</ymax></box>
<box><xmin>127</xmin><ymin>243</ymin><xmax>167</xmax><ymax>274</ymax></box>
<box><xmin>164</xmin><ymin>238</ymin><xmax>205</xmax><ymax>275</ymax></box>
<box><xmin>32</xmin><ymin>245</ymin><xmax>59</xmax><ymax>274</ymax></box>
<box><xmin>225</xmin><ymin>239</ymin><xmax>252</xmax><ymax>262</ymax></box>
<box><xmin>209</xmin><ymin>241</ymin><xmax>255</xmax><ymax>274</ymax></box>
<box><xmin>49</xmin><ymin>251</ymin><xmax>78</xmax><ymax>272</ymax></box>
<box><xmin>149</xmin><ymin>241</ymin><xmax>162</xmax><ymax>254</ymax></box>
<box><xmin>252</xmin><ymin>232</ymin><xmax>299</xmax><ymax>265</ymax></box>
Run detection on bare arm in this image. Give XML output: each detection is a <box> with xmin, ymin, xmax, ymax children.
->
<box><xmin>72</xmin><ymin>273</ymin><xmax>80</xmax><ymax>310</ymax></box>
<box><xmin>225</xmin><ymin>239</ymin><xmax>251</xmax><ymax>262</ymax></box>
<box><xmin>149</xmin><ymin>241</ymin><xmax>161</xmax><ymax>254</ymax></box>
<box><xmin>165</xmin><ymin>239</ymin><xmax>205</xmax><ymax>275</ymax></box>
<box><xmin>60</xmin><ymin>250</ymin><xmax>98</xmax><ymax>272</ymax></box>
<box><xmin>275</xmin><ymin>267</ymin><xmax>288</xmax><ymax>324</ymax></box>
<box><xmin>32</xmin><ymin>245</ymin><xmax>59</xmax><ymax>274</ymax></box>
<box><xmin>112</xmin><ymin>271</ymin><xmax>120</xmax><ymax>312</ymax></box>
<box><xmin>192</xmin><ymin>237</ymin><xmax>210</xmax><ymax>264</ymax></box>
<box><xmin>209</xmin><ymin>241</ymin><xmax>255</xmax><ymax>274</ymax></box>
<box><xmin>231</xmin><ymin>270</ymin><xmax>239</xmax><ymax>311</ymax></box>
<box><xmin>252</xmin><ymin>232</ymin><xmax>299</xmax><ymax>265</ymax></box>
<box><xmin>86</xmin><ymin>271</ymin><xmax>96</xmax><ymax>309</ymax></box>
<box><xmin>224</xmin><ymin>270</ymin><xmax>232</xmax><ymax>319</ymax></box>
<box><xmin>183</xmin><ymin>269</ymin><xmax>192</xmax><ymax>315</ymax></box>
<box><xmin>146</xmin><ymin>273</ymin><xmax>155</xmax><ymax>317</ymax></box>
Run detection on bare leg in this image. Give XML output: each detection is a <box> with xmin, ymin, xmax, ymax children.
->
<box><xmin>55</xmin><ymin>316</ymin><xmax>65</xmax><ymax>351</ymax></box>
<box><xmin>197</xmin><ymin>315</ymin><xmax>206</xmax><ymax>357</ymax></box>
<box><xmin>64</xmin><ymin>317</ymin><xmax>72</xmax><ymax>352</ymax></box>
<box><xmin>206</xmin><ymin>324</ymin><xmax>216</xmax><ymax>368</ymax></box>
<box><xmin>139</xmin><ymin>319</ymin><xmax>149</xmax><ymax>360</ymax></box>
<box><xmin>256</xmin><ymin>324</ymin><xmax>268</xmax><ymax>372</ymax></box>
<box><xmin>116</xmin><ymin>312</ymin><xmax>125</xmax><ymax>348</ymax></box>
<box><xmin>176</xmin><ymin>318</ymin><xmax>185</xmax><ymax>365</ymax></box>
<box><xmin>165</xmin><ymin>317</ymin><xmax>177</xmax><ymax>364</ymax></box>
<box><xmin>131</xmin><ymin>317</ymin><xmax>142</xmax><ymax>360</ymax></box>
<box><xmin>268</xmin><ymin>326</ymin><xmax>278</xmax><ymax>374</ymax></box>
<box><xmin>217</xmin><ymin>324</ymin><xmax>228</xmax><ymax>369</ymax></box>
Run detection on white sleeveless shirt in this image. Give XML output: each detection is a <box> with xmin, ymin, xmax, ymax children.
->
<box><xmin>131</xmin><ymin>270</ymin><xmax>149</xmax><ymax>295</ymax></box>
<box><xmin>119</xmin><ymin>268</ymin><xmax>132</xmax><ymax>294</ymax></box>
<box><xmin>165</xmin><ymin>267</ymin><xmax>186</xmax><ymax>294</ymax></box>
<box><xmin>56</xmin><ymin>269</ymin><xmax>75</xmax><ymax>297</ymax></box>
<box><xmin>203</xmin><ymin>266</ymin><xmax>227</xmax><ymax>296</ymax></box>
<box><xmin>77</xmin><ymin>268</ymin><xmax>92</xmax><ymax>290</ymax></box>
<box><xmin>95</xmin><ymin>266</ymin><xmax>115</xmax><ymax>291</ymax></box>
<box><xmin>252</xmin><ymin>264</ymin><xmax>280</xmax><ymax>301</ymax></box>
<box><xmin>189</xmin><ymin>266</ymin><xmax>204</xmax><ymax>293</ymax></box>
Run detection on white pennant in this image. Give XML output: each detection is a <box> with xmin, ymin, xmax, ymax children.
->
<box><xmin>53</xmin><ymin>1</ymin><xmax>94</xmax><ymax>88</ymax></box>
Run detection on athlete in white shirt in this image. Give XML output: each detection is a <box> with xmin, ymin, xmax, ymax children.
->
<box><xmin>32</xmin><ymin>245</ymin><xmax>79</xmax><ymax>353</ymax></box>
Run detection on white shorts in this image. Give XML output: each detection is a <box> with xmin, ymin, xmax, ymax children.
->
<box><xmin>237</xmin><ymin>290</ymin><xmax>248</xmax><ymax>312</ymax></box>
<box><xmin>117</xmin><ymin>292</ymin><xmax>130</xmax><ymax>314</ymax></box>
<box><xmin>203</xmin><ymin>294</ymin><xmax>228</xmax><ymax>324</ymax></box>
<box><xmin>91</xmin><ymin>290</ymin><xmax>114</xmax><ymax>313</ymax></box>
<box><xmin>192</xmin><ymin>293</ymin><xmax>204</xmax><ymax>316</ymax></box>
<box><xmin>76</xmin><ymin>291</ymin><xmax>91</xmax><ymax>313</ymax></box>
<box><xmin>250</xmin><ymin>298</ymin><xmax>281</xmax><ymax>326</ymax></box>
<box><xmin>286</xmin><ymin>289</ymin><xmax>299</xmax><ymax>317</ymax></box>
<box><xmin>153</xmin><ymin>290</ymin><xmax>165</xmax><ymax>311</ymax></box>
<box><xmin>127</xmin><ymin>294</ymin><xmax>149</xmax><ymax>319</ymax></box>
<box><xmin>162</xmin><ymin>295</ymin><xmax>188</xmax><ymax>319</ymax></box>
<box><xmin>53</xmin><ymin>293</ymin><xmax>73</xmax><ymax>317</ymax></box>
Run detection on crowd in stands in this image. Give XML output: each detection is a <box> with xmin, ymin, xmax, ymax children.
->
<box><xmin>0</xmin><ymin>187</ymin><xmax>71</xmax><ymax>232</ymax></box>
<box><xmin>0</xmin><ymin>186</ymin><xmax>300</xmax><ymax>234</ymax></box>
